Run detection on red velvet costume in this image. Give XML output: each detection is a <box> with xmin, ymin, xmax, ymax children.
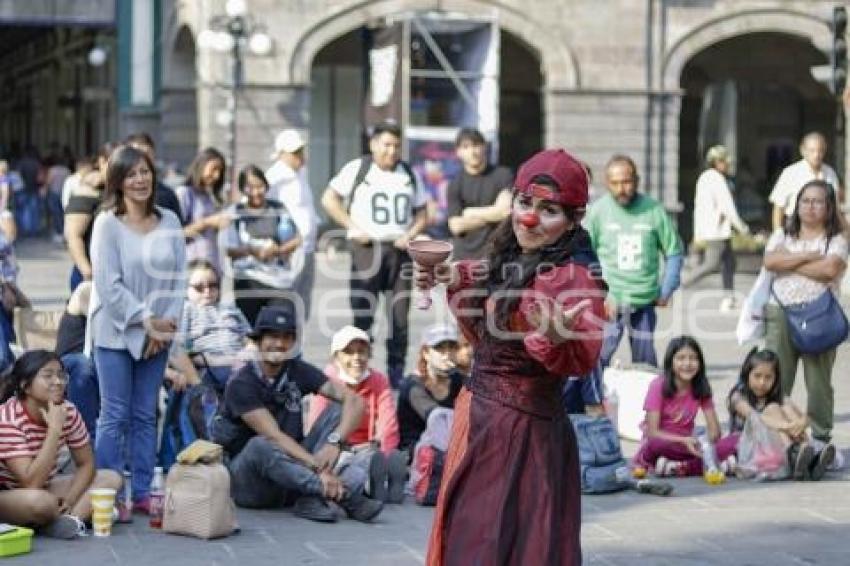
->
<box><xmin>426</xmin><ymin>258</ymin><xmax>606</xmax><ymax>566</ymax></box>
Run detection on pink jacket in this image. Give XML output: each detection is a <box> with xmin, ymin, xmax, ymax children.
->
<box><xmin>307</xmin><ymin>365</ymin><xmax>400</xmax><ymax>455</ymax></box>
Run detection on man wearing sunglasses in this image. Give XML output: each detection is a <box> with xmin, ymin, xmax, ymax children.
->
<box><xmin>212</xmin><ymin>305</ymin><xmax>383</xmax><ymax>523</ymax></box>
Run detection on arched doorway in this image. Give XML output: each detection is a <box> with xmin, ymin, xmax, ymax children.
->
<box><xmin>499</xmin><ymin>30</ymin><xmax>543</xmax><ymax>169</ymax></box>
<box><xmin>306</xmin><ymin>22</ymin><xmax>544</xmax><ymax>194</ymax></box>
<box><xmin>161</xmin><ymin>25</ymin><xmax>199</xmax><ymax>170</ymax></box>
<box><xmin>678</xmin><ymin>32</ymin><xmax>835</xmax><ymax>240</ymax></box>
<box><xmin>308</xmin><ymin>29</ymin><xmax>365</xmax><ymax>197</ymax></box>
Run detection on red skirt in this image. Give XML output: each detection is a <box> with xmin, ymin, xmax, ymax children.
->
<box><xmin>426</xmin><ymin>387</ymin><xmax>582</xmax><ymax>566</ymax></box>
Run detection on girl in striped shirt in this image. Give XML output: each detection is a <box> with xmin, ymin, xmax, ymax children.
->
<box><xmin>0</xmin><ymin>350</ymin><xmax>121</xmax><ymax>538</ymax></box>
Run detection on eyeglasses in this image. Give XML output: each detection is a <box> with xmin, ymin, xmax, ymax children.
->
<box><xmin>37</xmin><ymin>370</ymin><xmax>69</xmax><ymax>384</ymax></box>
<box><xmin>799</xmin><ymin>198</ymin><xmax>826</xmax><ymax>208</ymax></box>
<box><xmin>190</xmin><ymin>282</ymin><xmax>220</xmax><ymax>292</ymax></box>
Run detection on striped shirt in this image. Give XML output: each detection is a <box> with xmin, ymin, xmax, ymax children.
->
<box><xmin>179</xmin><ymin>302</ymin><xmax>251</xmax><ymax>358</ymax></box>
<box><xmin>0</xmin><ymin>397</ymin><xmax>89</xmax><ymax>489</ymax></box>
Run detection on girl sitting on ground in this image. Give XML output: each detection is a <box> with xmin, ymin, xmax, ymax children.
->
<box><xmin>728</xmin><ymin>347</ymin><xmax>834</xmax><ymax>481</ymax></box>
<box><xmin>396</xmin><ymin>324</ymin><xmax>464</xmax><ymax>458</ymax></box>
<box><xmin>0</xmin><ymin>350</ymin><xmax>122</xmax><ymax>538</ymax></box>
<box><xmin>633</xmin><ymin>335</ymin><xmax>736</xmax><ymax>477</ymax></box>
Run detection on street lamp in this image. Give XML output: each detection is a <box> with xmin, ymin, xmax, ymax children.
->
<box><xmin>198</xmin><ymin>0</ymin><xmax>273</xmax><ymax>190</ymax></box>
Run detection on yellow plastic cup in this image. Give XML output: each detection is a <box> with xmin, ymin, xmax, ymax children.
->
<box><xmin>89</xmin><ymin>488</ymin><xmax>116</xmax><ymax>537</ymax></box>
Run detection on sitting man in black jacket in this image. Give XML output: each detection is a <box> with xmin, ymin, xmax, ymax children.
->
<box><xmin>212</xmin><ymin>305</ymin><xmax>383</xmax><ymax>523</ymax></box>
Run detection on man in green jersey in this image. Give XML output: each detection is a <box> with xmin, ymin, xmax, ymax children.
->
<box><xmin>568</xmin><ymin>155</ymin><xmax>683</xmax><ymax>414</ymax></box>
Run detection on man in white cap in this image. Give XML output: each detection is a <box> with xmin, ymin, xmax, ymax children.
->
<box><xmin>308</xmin><ymin>325</ymin><xmax>407</xmax><ymax>503</ymax></box>
<box><xmin>266</xmin><ymin>129</ymin><xmax>320</xmax><ymax>320</ymax></box>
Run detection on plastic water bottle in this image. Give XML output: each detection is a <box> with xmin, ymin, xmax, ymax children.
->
<box><xmin>119</xmin><ymin>470</ymin><xmax>133</xmax><ymax>523</ymax></box>
<box><xmin>604</xmin><ymin>388</ymin><xmax>619</xmax><ymax>433</ymax></box>
<box><xmin>277</xmin><ymin>216</ymin><xmax>296</xmax><ymax>243</ymax></box>
<box><xmin>201</xmin><ymin>388</ymin><xmax>219</xmax><ymax>433</ymax></box>
<box><xmin>149</xmin><ymin>467</ymin><xmax>165</xmax><ymax>528</ymax></box>
<box><xmin>699</xmin><ymin>435</ymin><xmax>724</xmax><ymax>485</ymax></box>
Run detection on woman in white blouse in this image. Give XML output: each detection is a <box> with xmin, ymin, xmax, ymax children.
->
<box><xmin>683</xmin><ymin>145</ymin><xmax>749</xmax><ymax>311</ymax></box>
<box><xmin>87</xmin><ymin>145</ymin><xmax>186</xmax><ymax>515</ymax></box>
<box><xmin>763</xmin><ymin>179</ymin><xmax>847</xmax><ymax>471</ymax></box>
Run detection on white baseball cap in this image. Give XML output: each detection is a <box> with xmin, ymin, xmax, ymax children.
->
<box><xmin>421</xmin><ymin>324</ymin><xmax>459</xmax><ymax>347</ymax></box>
<box><xmin>271</xmin><ymin>129</ymin><xmax>305</xmax><ymax>159</ymax></box>
<box><xmin>330</xmin><ymin>325</ymin><xmax>371</xmax><ymax>355</ymax></box>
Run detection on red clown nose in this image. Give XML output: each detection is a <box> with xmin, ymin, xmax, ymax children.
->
<box><xmin>518</xmin><ymin>212</ymin><xmax>540</xmax><ymax>228</ymax></box>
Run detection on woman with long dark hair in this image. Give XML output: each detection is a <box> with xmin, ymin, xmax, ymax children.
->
<box><xmin>0</xmin><ymin>351</ymin><xmax>121</xmax><ymax>538</ymax></box>
<box><xmin>223</xmin><ymin>164</ymin><xmax>301</xmax><ymax>325</ymax></box>
<box><xmin>64</xmin><ymin>141</ymin><xmax>114</xmax><ymax>292</ymax></box>
<box><xmin>86</xmin><ymin>144</ymin><xmax>186</xmax><ymax>514</ymax></box>
<box><xmin>763</xmin><ymin>179</ymin><xmax>847</xmax><ymax>467</ymax></box>
<box><xmin>177</xmin><ymin>147</ymin><xmax>227</xmax><ymax>269</ymax></box>
<box><xmin>415</xmin><ymin>149</ymin><xmax>607</xmax><ymax>565</ymax></box>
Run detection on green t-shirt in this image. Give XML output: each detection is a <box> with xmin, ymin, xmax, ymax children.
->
<box><xmin>584</xmin><ymin>193</ymin><xmax>683</xmax><ymax>306</ymax></box>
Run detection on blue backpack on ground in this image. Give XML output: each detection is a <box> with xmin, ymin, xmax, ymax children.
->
<box><xmin>159</xmin><ymin>366</ymin><xmax>230</xmax><ymax>469</ymax></box>
<box><xmin>570</xmin><ymin>414</ymin><xmax>630</xmax><ymax>494</ymax></box>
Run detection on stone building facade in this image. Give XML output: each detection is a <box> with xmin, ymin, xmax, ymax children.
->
<box><xmin>178</xmin><ymin>0</ymin><xmax>842</xmax><ymax>236</ymax></box>
<box><xmin>0</xmin><ymin>0</ymin><xmax>843</xmax><ymax>237</ymax></box>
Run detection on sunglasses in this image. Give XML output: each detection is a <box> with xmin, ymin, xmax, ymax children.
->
<box><xmin>190</xmin><ymin>282</ymin><xmax>220</xmax><ymax>292</ymax></box>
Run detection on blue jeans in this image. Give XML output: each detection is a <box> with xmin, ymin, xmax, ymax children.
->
<box><xmin>0</xmin><ymin>308</ymin><xmax>14</xmax><ymax>375</ymax></box>
<box><xmin>569</xmin><ymin>304</ymin><xmax>658</xmax><ymax>411</ymax></box>
<box><xmin>228</xmin><ymin>404</ymin><xmax>367</xmax><ymax>508</ymax></box>
<box><xmin>94</xmin><ymin>347</ymin><xmax>168</xmax><ymax>500</ymax></box>
<box><xmin>61</xmin><ymin>353</ymin><xmax>99</xmax><ymax>442</ymax></box>
<box><xmin>46</xmin><ymin>191</ymin><xmax>63</xmax><ymax>236</ymax></box>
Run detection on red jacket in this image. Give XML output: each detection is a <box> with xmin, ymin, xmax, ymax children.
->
<box><xmin>307</xmin><ymin>365</ymin><xmax>400</xmax><ymax>454</ymax></box>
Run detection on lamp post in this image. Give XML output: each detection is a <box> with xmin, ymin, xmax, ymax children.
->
<box><xmin>198</xmin><ymin>0</ymin><xmax>272</xmax><ymax>191</ymax></box>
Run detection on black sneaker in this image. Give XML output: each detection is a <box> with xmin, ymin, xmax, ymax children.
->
<box><xmin>386</xmin><ymin>450</ymin><xmax>408</xmax><ymax>504</ymax></box>
<box><xmin>368</xmin><ymin>451</ymin><xmax>388</xmax><ymax>502</ymax></box>
<box><xmin>293</xmin><ymin>496</ymin><xmax>338</xmax><ymax>523</ymax></box>
<box><xmin>340</xmin><ymin>490</ymin><xmax>383</xmax><ymax>523</ymax></box>
<box><xmin>635</xmin><ymin>479</ymin><xmax>674</xmax><ymax>497</ymax></box>
<box><xmin>793</xmin><ymin>443</ymin><xmax>815</xmax><ymax>480</ymax></box>
<box><xmin>810</xmin><ymin>443</ymin><xmax>836</xmax><ymax>481</ymax></box>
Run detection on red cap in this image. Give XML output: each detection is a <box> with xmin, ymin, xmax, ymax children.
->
<box><xmin>514</xmin><ymin>149</ymin><xmax>589</xmax><ymax>207</ymax></box>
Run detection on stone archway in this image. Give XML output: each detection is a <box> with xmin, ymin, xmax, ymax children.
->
<box><xmin>662</xmin><ymin>8</ymin><xmax>829</xmax><ymax>92</ymax></box>
<box><xmin>288</xmin><ymin>0</ymin><xmax>579</xmax><ymax>90</ymax></box>
<box><xmin>662</xmin><ymin>9</ymin><xmax>837</xmax><ymax>244</ymax></box>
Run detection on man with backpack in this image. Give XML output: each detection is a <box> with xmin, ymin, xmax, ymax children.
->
<box><xmin>321</xmin><ymin>121</ymin><xmax>428</xmax><ymax>387</ymax></box>
<box><xmin>211</xmin><ymin>305</ymin><xmax>383</xmax><ymax>523</ymax></box>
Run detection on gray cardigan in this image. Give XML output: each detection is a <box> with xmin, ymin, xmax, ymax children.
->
<box><xmin>86</xmin><ymin>207</ymin><xmax>186</xmax><ymax>360</ymax></box>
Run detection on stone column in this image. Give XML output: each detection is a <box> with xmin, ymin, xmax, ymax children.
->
<box><xmin>544</xmin><ymin>89</ymin><xmax>651</xmax><ymax>198</ymax></box>
<box><xmin>195</xmin><ymin>83</ymin><xmax>310</xmax><ymax>174</ymax></box>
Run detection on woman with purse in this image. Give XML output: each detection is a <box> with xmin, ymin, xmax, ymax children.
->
<box><xmin>763</xmin><ymin>179</ymin><xmax>847</xmax><ymax>468</ymax></box>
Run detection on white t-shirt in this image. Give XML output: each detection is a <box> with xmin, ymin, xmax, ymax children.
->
<box><xmin>265</xmin><ymin>161</ymin><xmax>319</xmax><ymax>253</ymax></box>
<box><xmin>768</xmin><ymin>160</ymin><xmax>840</xmax><ymax>217</ymax></box>
<box><xmin>329</xmin><ymin>158</ymin><xmax>426</xmax><ymax>241</ymax></box>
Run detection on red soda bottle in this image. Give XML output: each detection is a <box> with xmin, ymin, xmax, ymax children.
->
<box><xmin>149</xmin><ymin>466</ymin><xmax>165</xmax><ymax>528</ymax></box>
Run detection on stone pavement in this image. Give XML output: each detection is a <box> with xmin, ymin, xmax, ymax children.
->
<box><xmin>9</xmin><ymin>238</ymin><xmax>850</xmax><ymax>565</ymax></box>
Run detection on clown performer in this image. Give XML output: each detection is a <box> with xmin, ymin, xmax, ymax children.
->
<box><xmin>414</xmin><ymin>149</ymin><xmax>607</xmax><ymax>565</ymax></box>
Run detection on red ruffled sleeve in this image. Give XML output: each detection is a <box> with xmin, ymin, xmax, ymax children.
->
<box><xmin>517</xmin><ymin>263</ymin><xmax>606</xmax><ymax>376</ymax></box>
<box><xmin>446</xmin><ymin>260</ymin><xmax>487</xmax><ymax>347</ymax></box>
